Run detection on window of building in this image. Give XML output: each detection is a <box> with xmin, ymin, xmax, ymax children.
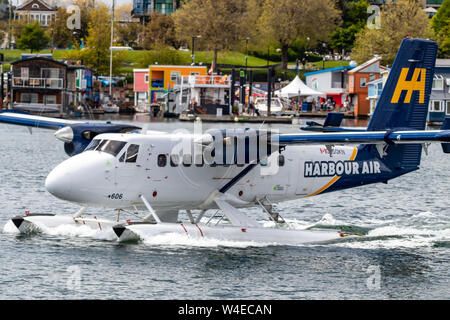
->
<box><xmin>446</xmin><ymin>101</ymin><xmax>450</xmax><ymax>115</ymax></box>
<box><xmin>20</xmin><ymin>93</ymin><xmax>38</xmax><ymax>103</ymax></box>
<box><xmin>44</xmin><ymin>95</ymin><xmax>56</xmax><ymax>104</ymax></box>
<box><xmin>430</xmin><ymin>100</ymin><xmax>443</xmax><ymax>112</ymax></box>
<box><xmin>21</xmin><ymin>67</ymin><xmax>29</xmax><ymax>79</ymax></box>
<box><xmin>41</xmin><ymin>68</ymin><xmax>59</xmax><ymax>79</ymax></box>
<box><xmin>32</xmin><ymin>4</ymin><xmax>39</xmax><ymax>9</ymax></box>
<box><xmin>360</xmin><ymin>77</ymin><xmax>367</xmax><ymax>88</ymax></box>
<box><xmin>432</xmin><ymin>75</ymin><xmax>444</xmax><ymax>90</ymax></box>
<box><xmin>170</xmin><ymin>71</ymin><xmax>180</xmax><ymax>82</ymax></box>
<box><xmin>144</xmin><ymin>74</ymin><xmax>149</xmax><ymax>83</ymax></box>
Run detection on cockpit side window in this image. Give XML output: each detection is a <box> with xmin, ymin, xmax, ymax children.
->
<box><xmin>125</xmin><ymin>144</ymin><xmax>139</xmax><ymax>163</ymax></box>
<box><xmin>97</xmin><ymin>140</ymin><xmax>127</xmax><ymax>157</ymax></box>
<box><xmin>85</xmin><ymin>139</ymin><xmax>101</xmax><ymax>151</ymax></box>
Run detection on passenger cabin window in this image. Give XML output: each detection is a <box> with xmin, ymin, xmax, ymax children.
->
<box><xmin>158</xmin><ymin>154</ymin><xmax>167</xmax><ymax>167</ymax></box>
<box><xmin>278</xmin><ymin>155</ymin><xmax>285</xmax><ymax>167</ymax></box>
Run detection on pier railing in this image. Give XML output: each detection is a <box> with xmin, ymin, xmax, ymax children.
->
<box><xmin>12</xmin><ymin>77</ymin><xmax>64</xmax><ymax>89</ymax></box>
<box><xmin>177</xmin><ymin>75</ymin><xmax>231</xmax><ymax>87</ymax></box>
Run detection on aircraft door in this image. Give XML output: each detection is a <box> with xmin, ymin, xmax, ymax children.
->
<box><xmin>115</xmin><ymin>142</ymin><xmax>146</xmax><ymax>190</ymax></box>
<box><xmin>256</xmin><ymin>152</ymin><xmax>290</xmax><ymax>196</ymax></box>
<box><xmin>295</xmin><ymin>157</ymin><xmax>312</xmax><ymax>196</ymax></box>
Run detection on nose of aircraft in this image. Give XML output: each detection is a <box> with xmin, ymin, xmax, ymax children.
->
<box><xmin>45</xmin><ymin>159</ymin><xmax>73</xmax><ymax>200</ymax></box>
<box><xmin>45</xmin><ymin>151</ymin><xmax>114</xmax><ymax>205</ymax></box>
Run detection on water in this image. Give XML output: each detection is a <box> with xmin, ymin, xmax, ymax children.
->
<box><xmin>0</xmin><ymin>117</ymin><xmax>449</xmax><ymax>300</ymax></box>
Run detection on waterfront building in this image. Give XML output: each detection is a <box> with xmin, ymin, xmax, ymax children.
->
<box><xmin>10</xmin><ymin>54</ymin><xmax>92</xmax><ymax>114</ymax></box>
<box><xmin>428</xmin><ymin>59</ymin><xmax>450</xmax><ymax>123</ymax></box>
<box><xmin>133</xmin><ymin>68</ymin><xmax>149</xmax><ymax>106</ymax></box>
<box><xmin>304</xmin><ymin>66</ymin><xmax>353</xmax><ymax>110</ymax></box>
<box><xmin>148</xmin><ymin>65</ymin><xmax>207</xmax><ymax>103</ymax></box>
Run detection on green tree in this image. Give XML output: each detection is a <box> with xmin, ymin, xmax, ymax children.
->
<box><xmin>16</xmin><ymin>23</ymin><xmax>50</xmax><ymax>53</ymax></box>
<box><xmin>173</xmin><ymin>0</ymin><xmax>247</xmax><ymax>71</ymax></box>
<box><xmin>143</xmin><ymin>12</ymin><xmax>179</xmax><ymax>49</ymax></box>
<box><xmin>49</xmin><ymin>7</ymin><xmax>75</xmax><ymax>48</ymax></box>
<box><xmin>351</xmin><ymin>0</ymin><xmax>431</xmax><ymax>65</ymax></box>
<box><xmin>257</xmin><ymin>0</ymin><xmax>341</xmax><ymax>69</ymax></box>
<box><xmin>330</xmin><ymin>0</ymin><xmax>370</xmax><ymax>54</ymax></box>
<box><xmin>81</xmin><ymin>4</ymin><xmax>112</xmax><ymax>74</ymax></box>
<box><xmin>116</xmin><ymin>22</ymin><xmax>142</xmax><ymax>48</ymax></box>
<box><xmin>431</xmin><ymin>0</ymin><xmax>450</xmax><ymax>57</ymax></box>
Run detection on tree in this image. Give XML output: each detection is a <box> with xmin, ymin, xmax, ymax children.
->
<box><xmin>16</xmin><ymin>23</ymin><xmax>50</xmax><ymax>53</ymax></box>
<box><xmin>431</xmin><ymin>0</ymin><xmax>450</xmax><ymax>57</ymax></box>
<box><xmin>257</xmin><ymin>0</ymin><xmax>341</xmax><ymax>69</ymax></box>
<box><xmin>49</xmin><ymin>7</ymin><xmax>75</xmax><ymax>48</ymax></box>
<box><xmin>351</xmin><ymin>0</ymin><xmax>431</xmax><ymax>65</ymax></box>
<box><xmin>330</xmin><ymin>0</ymin><xmax>370</xmax><ymax>54</ymax></box>
<box><xmin>115</xmin><ymin>3</ymin><xmax>141</xmax><ymax>47</ymax></box>
<box><xmin>143</xmin><ymin>12</ymin><xmax>178</xmax><ymax>49</ymax></box>
<box><xmin>81</xmin><ymin>4</ymin><xmax>112</xmax><ymax>74</ymax></box>
<box><xmin>71</xmin><ymin>0</ymin><xmax>94</xmax><ymax>46</ymax></box>
<box><xmin>173</xmin><ymin>0</ymin><xmax>247</xmax><ymax>71</ymax></box>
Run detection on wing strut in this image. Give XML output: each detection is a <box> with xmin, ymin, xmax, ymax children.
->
<box><xmin>140</xmin><ymin>195</ymin><xmax>162</xmax><ymax>223</ymax></box>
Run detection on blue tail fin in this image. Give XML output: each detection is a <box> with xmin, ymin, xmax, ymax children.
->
<box><xmin>366</xmin><ymin>38</ymin><xmax>438</xmax><ymax>170</ymax></box>
<box><xmin>367</xmin><ymin>38</ymin><xmax>437</xmax><ymax>131</ymax></box>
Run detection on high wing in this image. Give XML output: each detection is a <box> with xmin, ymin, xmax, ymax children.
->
<box><xmin>278</xmin><ymin>129</ymin><xmax>450</xmax><ymax>146</ymax></box>
<box><xmin>0</xmin><ymin>110</ymin><xmax>140</xmax><ymax>156</ymax></box>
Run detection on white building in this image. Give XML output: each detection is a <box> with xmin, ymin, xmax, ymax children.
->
<box><xmin>14</xmin><ymin>0</ymin><xmax>57</xmax><ymax>27</ymax></box>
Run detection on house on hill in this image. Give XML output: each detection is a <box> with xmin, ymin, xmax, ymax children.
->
<box><xmin>13</xmin><ymin>0</ymin><xmax>57</xmax><ymax>27</ymax></box>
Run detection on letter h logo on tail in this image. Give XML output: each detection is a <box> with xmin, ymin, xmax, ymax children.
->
<box><xmin>391</xmin><ymin>68</ymin><xmax>426</xmax><ymax>104</ymax></box>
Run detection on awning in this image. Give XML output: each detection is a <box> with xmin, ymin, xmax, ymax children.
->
<box><xmin>274</xmin><ymin>75</ymin><xmax>326</xmax><ymax>98</ymax></box>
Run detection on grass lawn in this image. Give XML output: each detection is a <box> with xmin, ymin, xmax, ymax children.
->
<box><xmin>1</xmin><ymin>48</ymin><xmax>277</xmax><ymax>73</ymax></box>
<box><xmin>311</xmin><ymin>60</ymin><xmax>350</xmax><ymax>69</ymax></box>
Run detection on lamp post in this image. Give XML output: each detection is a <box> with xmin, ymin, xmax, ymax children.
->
<box><xmin>245</xmin><ymin>37</ymin><xmax>250</xmax><ymax>70</ymax></box>
<box><xmin>322</xmin><ymin>42</ymin><xmax>327</xmax><ymax>70</ymax></box>
<box><xmin>191</xmin><ymin>35</ymin><xmax>201</xmax><ymax>65</ymax></box>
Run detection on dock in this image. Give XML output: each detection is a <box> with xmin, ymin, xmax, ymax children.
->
<box><xmin>178</xmin><ymin>111</ymin><xmax>357</xmax><ymax>124</ymax></box>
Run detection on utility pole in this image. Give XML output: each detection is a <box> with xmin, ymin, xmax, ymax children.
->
<box><xmin>191</xmin><ymin>35</ymin><xmax>201</xmax><ymax>65</ymax></box>
<box><xmin>8</xmin><ymin>0</ymin><xmax>12</xmax><ymax>49</ymax></box>
<box><xmin>245</xmin><ymin>37</ymin><xmax>250</xmax><ymax>71</ymax></box>
<box><xmin>109</xmin><ymin>0</ymin><xmax>115</xmax><ymax>97</ymax></box>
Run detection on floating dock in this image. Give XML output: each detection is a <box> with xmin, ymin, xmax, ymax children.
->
<box><xmin>179</xmin><ymin>111</ymin><xmax>356</xmax><ymax>124</ymax></box>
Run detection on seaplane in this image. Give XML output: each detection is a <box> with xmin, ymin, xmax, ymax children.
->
<box><xmin>3</xmin><ymin>38</ymin><xmax>450</xmax><ymax>246</ymax></box>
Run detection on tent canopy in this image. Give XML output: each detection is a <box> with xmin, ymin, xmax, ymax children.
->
<box><xmin>275</xmin><ymin>75</ymin><xmax>326</xmax><ymax>98</ymax></box>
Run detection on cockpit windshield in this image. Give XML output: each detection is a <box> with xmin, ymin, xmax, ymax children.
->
<box><xmin>84</xmin><ymin>139</ymin><xmax>127</xmax><ymax>157</ymax></box>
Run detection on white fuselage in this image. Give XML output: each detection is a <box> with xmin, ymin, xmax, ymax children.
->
<box><xmin>45</xmin><ymin>132</ymin><xmax>362</xmax><ymax>212</ymax></box>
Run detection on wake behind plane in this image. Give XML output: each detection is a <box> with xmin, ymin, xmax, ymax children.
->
<box><xmin>5</xmin><ymin>38</ymin><xmax>450</xmax><ymax>246</ymax></box>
